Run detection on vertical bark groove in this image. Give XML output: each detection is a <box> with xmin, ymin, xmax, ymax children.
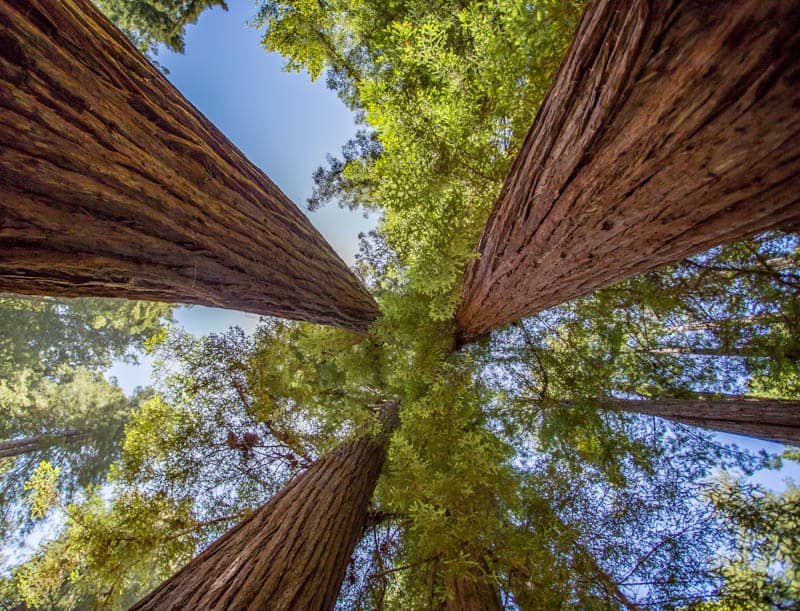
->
<box><xmin>132</xmin><ymin>403</ymin><xmax>399</xmax><ymax>610</ymax></box>
<box><xmin>457</xmin><ymin>0</ymin><xmax>800</xmax><ymax>338</ymax></box>
<box><xmin>0</xmin><ymin>0</ymin><xmax>378</xmax><ymax>333</ymax></box>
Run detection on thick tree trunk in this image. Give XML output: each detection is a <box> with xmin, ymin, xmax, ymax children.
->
<box><xmin>0</xmin><ymin>429</ymin><xmax>85</xmax><ymax>458</ymax></box>
<box><xmin>132</xmin><ymin>403</ymin><xmax>399</xmax><ymax>610</ymax></box>
<box><xmin>605</xmin><ymin>396</ymin><xmax>800</xmax><ymax>446</ymax></box>
<box><xmin>440</xmin><ymin>547</ymin><xmax>502</xmax><ymax>611</ymax></box>
<box><xmin>457</xmin><ymin>0</ymin><xmax>800</xmax><ymax>338</ymax></box>
<box><xmin>0</xmin><ymin>0</ymin><xmax>378</xmax><ymax>333</ymax></box>
<box><xmin>443</xmin><ymin>572</ymin><xmax>502</xmax><ymax>611</ymax></box>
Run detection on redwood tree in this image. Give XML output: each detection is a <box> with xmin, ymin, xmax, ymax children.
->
<box><xmin>131</xmin><ymin>403</ymin><xmax>399</xmax><ymax>610</ymax></box>
<box><xmin>457</xmin><ymin>0</ymin><xmax>800</xmax><ymax>338</ymax></box>
<box><xmin>0</xmin><ymin>0</ymin><xmax>378</xmax><ymax>333</ymax></box>
<box><xmin>604</xmin><ymin>396</ymin><xmax>800</xmax><ymax>446</ymax></box>
<box><xmin>443</xmin><ymin>563</ymin><xmax>503</xmax><ymax>611</ymax></box>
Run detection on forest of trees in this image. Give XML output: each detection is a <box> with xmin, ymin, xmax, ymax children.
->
<box><xmin>0</xmin><ymin>0</ymin><xmax>798</xmax><ymax>609</ymax></box>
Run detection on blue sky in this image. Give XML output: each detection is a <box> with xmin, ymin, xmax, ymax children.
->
<box><xmin>160</xmin><ymin>1</ymin><xmax>375</xmax><ymax>260</ymax></box>
<box><xmin>106</xmin><ymin>3</ymin><xmax>797</xmax><ymax>491</ymax></box>
<box><xmin>110</xmin><ymin>1</ymin><xmax>375</xmax><ymax>390</ymax></box>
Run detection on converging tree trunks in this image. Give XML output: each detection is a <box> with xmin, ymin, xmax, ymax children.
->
<box><xmin>457</xmin><ymin>0</ymin><xmax>800</xmax><ymax>338</ymax></box>
<box><xmin>0</xmin><ymin>0</ymin><xmax>378</xmax><ymax>333</ymax></box>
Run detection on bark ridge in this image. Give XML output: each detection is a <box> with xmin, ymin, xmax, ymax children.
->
<box><xmin>0</xmin><ymin>0</ymin><xmax>378</xmax><ymax>333</ymax></box>
<box><xmin>132</xmin><ymin>403</ymin><xmax>399</xmax><ymax>610</ymax></box>
<box><xmin>457</xmin><ymin>0</ymin><xmax>800</xmax><ymax>337</ymax></box>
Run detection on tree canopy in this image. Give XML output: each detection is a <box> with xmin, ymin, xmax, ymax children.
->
<box><xmin>0</xmin><ymin>295</ymin><xmax>171</xmax><ymax>570</ymax></box>
<box><xmin>1</xmin><ymin>0</ymin><xmax>799</xmax><ymax>609</ymax></box>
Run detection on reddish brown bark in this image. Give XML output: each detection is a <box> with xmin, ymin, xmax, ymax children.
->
<box><xmin>132</xmin><ymin>403</ymin><xmax>399</xmax><ymax>610</ymax></box>
<box><xmin>439</xmin><ymin>547</ymin><xmax>502</xmax><ymax>611</ymax></box>
<box><xmin>0</xmin><ymin>0</ymin><xmax>378</xmax><ymax>333</ymax></box>
<box><xmin>457</xmin><ymin>0</ymin><xmax>800</xmax><ymax>338</ymax></box>
<box><xmin>444</xmin><ymin>572</ymin><xmax>502</xmax><ymax>611</ymax></box>
<box><xmin>606</xmin><ymin>397</ymin><xmax>800</xmax><ymax>446</ymax></box>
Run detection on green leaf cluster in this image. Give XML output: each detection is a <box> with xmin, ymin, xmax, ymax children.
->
<box><xmin>93</xmin><ymin>0</ymin><xmax>228</xmax><ymax>54</ymax></box>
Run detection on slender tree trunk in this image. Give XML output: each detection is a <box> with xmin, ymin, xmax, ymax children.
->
<box><xmin>604</xmin><ymin>396</ymin><xmax>800</xmax><ymax>446</ymax></box>
<box><xmin>509</xmin><ymin>551</ymin><xmax>637</xmax><ymax>611</ymax></box>
<box><xmin>665</xmin><ymin>314</ymin><xmax>780</xmax><ymax>334</ymax></box>
<box><xmin>650</xmin><ymin>345</ymin><xmax>799</xmax><ymax>361</ymax></box>
<box><xmin>650</xmin><ymin>346</ymin><xmax>763</xmax><ymax>358</ymax></box>
<box><xmin>457</xmin><ymin>0</ymin><xmax>800</xmax><ymax>338</ymax></box>
<box><xmin>0</xmin><ymin>0</ymin><xmax>378</xmax><ymax>333</ymax></box>
<box><xmin>0</xmin><ymin>429</ymin><xmax>85</xmax><ymax>458</ymax></box>
<box><xmin>573</xmin><ymin>542</ymin><xmax>638</xmax><ymax>611</ymax></box>
<box><xmin>132</xmin><ymin>402</ymin><xmax>399</xmax><ymax>610</ymax></box>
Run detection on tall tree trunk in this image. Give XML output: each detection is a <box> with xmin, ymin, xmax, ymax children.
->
<box><xmin>650</xmin><ymin>346</ymin><xmax>753</xmax><ymax>358</ymax></box>
<box><xmin>0</xmin><ymin>429</ymin><xmax>85</xmax><ymax>458</ymax></box>
<box><xmin>604</xmin><ymin>396</ymin><xmax>800</xmax><ymax>446</ymax></box>
<box><xmin>457</xmin><ymin>0</ymin><xmax>800</xmax><ymax>338</ymax></box>
<box><xmin>650</xmin><ymin>345</ymin><xmax>799</xmax><ymax>361</ymax></box>
<box><xmin>0</xmin><ymin>0</ymin><xmax>378</xmax><ymax>333</ymax></box>
<box><xmin>132</xmin><ymin>402</ymin><xmax>399</xmax><ymax>610</ymax></box>
<box><xmin>437</xmin><ymin>546</ymin><xmax>502</xmax><ymax>611</ymax></box>
<box><xmin>665</xmin><ymin>314</ymin><xmax>781</xmax><ymax>334</ymax></box>
<box><xmin>443</xmin><ymin>571</ymin><xmax>502</xmax><ymax>611</ymax></box>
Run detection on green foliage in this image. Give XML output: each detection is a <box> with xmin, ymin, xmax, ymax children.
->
<box><xmin>0</xmin><ymin>295</ymin><xmax>171</xmax><ymax>582</ymax></box>
<box><xmin>93</xmin><ymin>0</ymin><xmax>228</xmax><ymax>54</ymax></box>
<box><xmin>114</xmin><ymin>327</ymin><xmax>304</xmax><ymax>521</ymax></box>
<box><xmin>5</xmin><ymin>323</ymin><xmax>384</xmax><ymax>605</ymax></box>
<box><xmin>248</xmin><ymin>320</ymin><xmax>383</xmax><ymax>453</ymax></box>
<box><xmin>480</xmin><ymin>232</ymin><xmax>799</xmax><ymax>486</ymax></box>
<box><xmin>704</xmin><ymin>480</ymin><xmax>800</xmax><ymax>610</ymax></box>
<box><xmin>0</xmin><ymin>296</ymin><xmax>172</xmax><ymax>379</ymax></box>
<box><xmin>24</xmin><ymin>461</ymin><xmax>61</xmax><ymax>520</ymax></box>
<box><xmin>11</xmin><ymin>489</ymin><xmax>198</xmax><ymax>609</ymax></box>
<box><xmin>0</xmin><ymin>368</ymin><xmax>140</xmax><ymax>541</ymax></box>
<box><xmin>381</xmin><ymin>357</ymin><xmax>515</xmax><ymax>560</ymax></box>
<box><xmin>4</xmin><ymin>3</ymin><xmax>800</xmax><ymax>609</ymax></box>
<box><xmin>258</xmin><ymin>0</ymin><xmax>583</xmax><ymax>319</ymax></box>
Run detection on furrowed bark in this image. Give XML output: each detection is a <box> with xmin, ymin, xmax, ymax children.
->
<box><xmin>457</xmin><ymin>0</ymin><xmax>800</xmax><ymax>338</ymax></box>
<box><xmin>605</xmin><ymin>396</ymin><xmax>800</xmax><ymax>446</ymax></box>
<box><xmin>132</xmin><ymin>402</ymin><xmax>399</xmax><ymax>610</ymax></box>
<box><xmin>0</xmin><ymin>0</ymin><xmax>378</xmax><ymax>333</ymax></box>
